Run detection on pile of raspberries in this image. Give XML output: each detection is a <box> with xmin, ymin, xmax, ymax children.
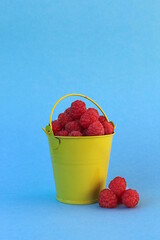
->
<box><xmin>99</xmin><ymin>177</ymin><xmax>139</xmax><ymax>208</ymax></box>
<box><xmin>49</xmin><ymin>100</ymin><xmax>114</xmax><ymax>136</ymax></box>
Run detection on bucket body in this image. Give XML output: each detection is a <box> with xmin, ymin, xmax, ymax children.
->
<box><xmin>47</xmin><ymin>134</ymin><xmax>114</xmax><ymax>204</ymax></box>
<box><xmin>43</xmin><ymin>93</ymin><xmax>116</xmax><ymax>204</ymax></box>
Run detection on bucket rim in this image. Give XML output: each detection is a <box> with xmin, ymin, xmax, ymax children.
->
<box><xmin>54</xmin><ymin>132</ymin><xmax>115</xmax><ymax>139</ymax></box>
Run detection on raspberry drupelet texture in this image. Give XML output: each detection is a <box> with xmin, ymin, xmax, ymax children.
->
<box><xmin>70</xmin><ymin>100</ymin><xmax>87</xmax><ymax>119</ymax></box>
<box><xmin>49</xmin><ymin>120</ymin><xmax>61</xmax><ymax>134</ymax></box>
<box><xmin>122</xmin><ymin>189</ymin><xmax>139</xmax><ymax>208</ymax></box>
<box><xmin>99</xmin><ymin>116</ymin><xmax>114</xmax><ymax>135</ymax></box>
<box><xmin>69</xmin><ymin>131</ymin><xmax>82</xmax><ymax>136</ymax></box>
<box><xmin>87</xmin><ymin>108</ymin><xmax>99</xmax><ymax>121</ymax></box>
<box><xmin>99</xmin><ymin>189</ymin><xmax>118</xmax><ymax>208</ymax></box>
<box><xmin>86</xmin><ymin>121</ymin><xmax>104</xmax><ymax>136</ymax></box>
<box><xmin>64</xmin><ymin>107</ymin><xmax>71</xmax><ymax>115</ymax></box>
<box><xmin>109</xmin><ymin>176</ymin><xmax>127</xmax><ymax>197</ymax></box>
<box><xmin>65</xmin><ymin>121</ymin><xmax>81</xmax><ymax>133</ymax></box>
<box><xmin>80</xmin><ymin>108</ymin><xmax>99</xmax><ymax>129</ymax></box>
<box><xmin>98</xmin><ymin>116</ymin><xmax>107</xmax><ymax>124</ymax></box>
<box><xmin>103</xmin><ymin>121</ymin><xmax>114</xmax><ymax>134</ymax></box>
<box><xmin>55</xmin><ymin>130</ymin><xmax>68</xmax><ymax>136</ymax></box>
<box><xmin>80</xmin><ymin>113</ymin><xmax>91</xmax><ymax>129</ymax></box>
<box><xmin>58</xmin><ymin>112</ymin><xmax>72</xmax><ymax>127</ymax></box>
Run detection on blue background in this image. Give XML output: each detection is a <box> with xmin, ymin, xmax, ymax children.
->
<box><xmin>0</xmin><ymin>0</ymin><xmax>160</xmax><ymax>239</ymax></box>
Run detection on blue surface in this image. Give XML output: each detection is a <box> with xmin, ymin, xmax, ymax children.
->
<box><xmin>0</xmin><ymin>1</ymin><xmax>160</xmax><ymax>239</ymax></box>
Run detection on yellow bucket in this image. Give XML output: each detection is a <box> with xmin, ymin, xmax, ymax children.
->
<box><xmin>43</xmin><ymin>93</ymin><xmax>115</xmax><ymax>204</ymax></box>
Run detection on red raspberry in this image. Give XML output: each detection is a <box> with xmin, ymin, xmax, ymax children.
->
<box><xmin>99</xmin><ymin>116</ymin><xmax>107</xmax><ymax>124</ymax></box>
<box><xmin>49</xmin><ymin>120</ymin><xmax>61</xmax><ymax>134</ymax></box>
<box><xmin>58</xmin><ymin>112</ymin><xmax>72</xmax><ymax>127</ymax></box>
<box><xmin>70</xmin><ymin>100</ymin><xmax>87</xmax><ymax>119</ymax></box>
<box><xmin>109</xmin><ymin>176</ymin><xmax>127</xmax><ymax>197</ymax></box>
<box><xmin>99</xmin><ymin>189</ymin><xmax>118</xmax><ymax>208</ymax></box>
<box><xmin>80</xmin><ymin>108</ymin><xmax>99</xmax><ymax>129</ymax></box>
<box><xmin>103</xmin><ymin>121</ymin><xmax>114</xmax><ymax>134</ymax></box>
<box><xmin>64</xmin><ymin>107</ymin><xmax>71</xmax><ymax>115</ymax></box>
<box><xmin>65</xmin><ymin>121</ymin><xmax>81</xmax><ymax>133</ymax></box>
<box><xmin>69</xmin><ymin>131</ymin><xmax>82</xmax><ymax>136</ymax></box>
<box><xmin>55</xmin><ymin>130</ymin><xmax>68</xmax><ymax>136</ymax></box>
<box><xmin>80</xmin><ymin>113</ymin><xmax>91</xmax><ymax>129</ymax></box>
<box><xmin>86</xmin><ymin>121</ymin><xmax>104</xmax><ymax>136</ymax></box>
<box><xmin>99</xmin><ymin>116</ymin><xmax>114</xmax><ymax>135</ymax></box>
<box><xmin>87</xmin><ymin>108</ymin><xmax>99</xmax><ymax>120</ymax></box>
<box><xmin>122</xmin><ymin>189</ymin><xmax>139</xmax><ymax>208</ymax></box>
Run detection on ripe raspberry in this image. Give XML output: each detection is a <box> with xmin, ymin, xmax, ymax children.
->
<box><xmin>70</xmin><ymin>100</ymin><xmax>87</xmax><ymax>119</ymax></box>
<box><xmin>69</xmin><ymin>131</ymin><xmax>82</xmax><ymax>136</ymax></box>
<box><xmin>58</xmin><ymin>112</ymin><xmax>72</xmax><ymax>127</ymax></box>
<box><xmin>87</xmin><ymin>108</ymin><xmax>99</xmax><ymax>120</ymax></box>
<box><xmin>80</xmin><ymin>108</ymin><xmax>99</xmax><ymax>129</ymax></box>
<box><xmin>99</xmin><ymin>116</ymin><xmax>107</xmax><ymax>124</ymax></box>
<box><xmin>86</xmin><ymin>121</ymin><xmax>104</xmax><ymax>136</ymax></box>
<box><xmin>64</xmin><ymin>107</ymin><xmax>71</xmax><ymax>115</ymax></box>
<box><xmin>80</xmin><ymin>113</ymin><xmax>91</xmax><ymax>129</ymax></box>
<box><xmin>99</xmin><ymin>189</ymin><xmax>118</xmax><ymax>208</ymax></box>
<box><xmin>49</xmin><ymin>120</ymin><xmax>61</xmax><ymax>134</ymax></box>
<box><xmin>109</xmin><ymin>176</ymin><xmax>127</xmax><ymax>197</ymax></box>
<box><xmin>99</xmin><ymin>116</ymin><xmax>114</xmax><ymax>135</ymax></box>
<box><xmin>122</xmin><ymin>189</ymin><xmax>139</xmax><ymax>208</ymax></box>
<box><xmin>55</xmin><ymin>130</ymin><xmax>68</xmax><ymax>136</ymax></box>
<box><xmin>103</xmin><ymin>121</ymin><xmax>114</xmax><ymax>134</ymax></box>
<box><xmin>65</xmin><ymin>121</ymin><xmax>81</xmax><ymax>133</ymax></box>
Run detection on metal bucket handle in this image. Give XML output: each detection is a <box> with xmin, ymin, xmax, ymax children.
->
<box><xmin>50</xmin><ymin>93</ymin><xmax>115</xmax><ymax>132</ymax></box>
<box><xmin>43</xmin><ymin>93</ymin><xmax>116</xmax><ymax>148</ymax></box>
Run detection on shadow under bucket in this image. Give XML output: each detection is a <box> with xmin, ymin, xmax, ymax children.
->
<box><xmin>43</xmin><ymin>93</ymin><xmax>115</xmax><ymax>204</ymax></box>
